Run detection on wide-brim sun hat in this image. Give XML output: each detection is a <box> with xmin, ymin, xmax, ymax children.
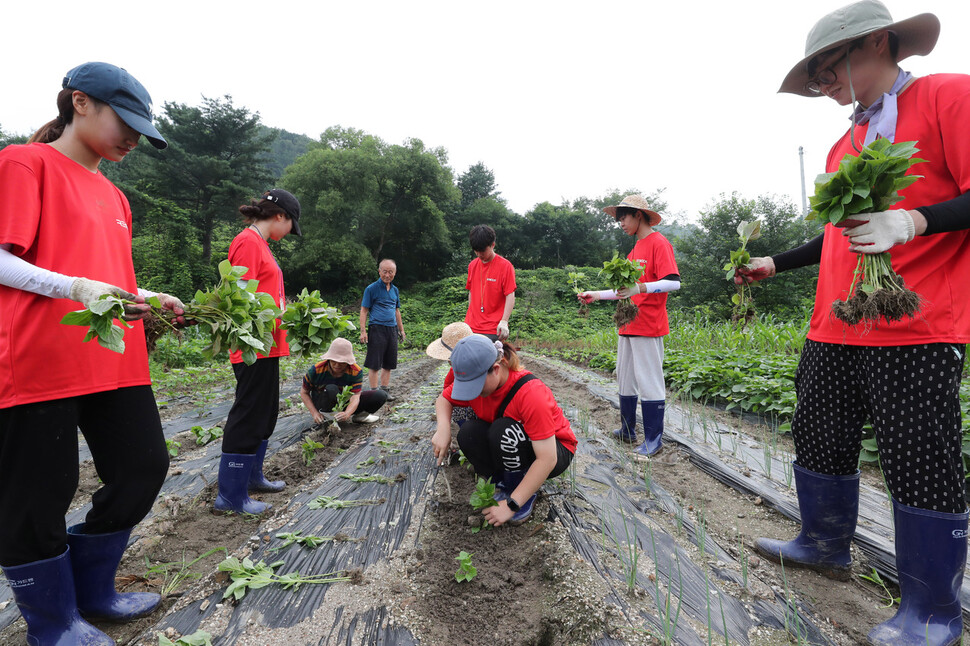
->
<box><xmin>779</xmin><ymin>0</ymin><xmax>939</xmax><ymax>97</ymax></box>
<box><xmin>426</xmin><ymin>321</ymin><xmax>473</xmax><ymax>360</ymax></box>
<box><xmin>603</xmin><ymin>194</ymin><xmax>661</xmax><ymax>226</ymax></box>
<box><xmin>320</xmin><ymin>337</ymin><xmax>356</xmax><ymax>365</ymax></box>
<box><xmin>449</xmin><ymin>334</ymin><xmax>501</xmax><ymax>401</ymax></box>
<box><xmin>62</xmin><ymin>62</ymin><xmax>167</xmax><ymax>149</ymax></box>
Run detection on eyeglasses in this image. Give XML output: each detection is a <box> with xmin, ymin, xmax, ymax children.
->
<box><xmin>805</xmin><ymin>43</ymin><xmax>857</xmax><ymax>94</ymax></box>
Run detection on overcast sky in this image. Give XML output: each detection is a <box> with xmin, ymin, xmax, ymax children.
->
<box><xmin>3</xmin><ymin>0</ymin><xmax>966</xmax><ymax>221</ymax></box>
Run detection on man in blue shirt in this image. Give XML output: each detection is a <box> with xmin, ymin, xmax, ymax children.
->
<box><xmin>359</xmin><ymin>259</ymin><xmax>406</xmax><ymax>400</ymax></box>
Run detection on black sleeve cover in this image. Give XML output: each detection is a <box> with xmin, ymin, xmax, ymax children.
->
<box><xmin>772</xmin><ymin>233</ymin><xmax>823</xmax><ymax>273</ymax></box>
<box><xmin>916</xmin><ymin>190</ymin><xmax>970</xmax><ymax>235</ymax></box>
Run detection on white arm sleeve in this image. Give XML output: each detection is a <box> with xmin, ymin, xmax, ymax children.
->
<box><xmin>591</xmin><ymin>290</ymin><xmax>620</xmax><ymax>300</ymax></box>
<box><xmin>0</xmin><ymin>246</ymin><xmax>76</xmax><ymax>299</ymax></box>
<box><xmin>138</xmin><ymin>288</ymin><xmax>158</xmax><ymax>298</ymax></box>
<box><xmin>641</xmin><ymin>279</ymin><xmax>681</xmax><ymax>294</ymax></box>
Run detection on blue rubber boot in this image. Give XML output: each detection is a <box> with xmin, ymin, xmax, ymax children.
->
<box><xmin>502</xmin><ymin>470</ymin><xmax>537</xmax><ymax>526</ymax></box>
<box><xmin>214</xmin><ymin>453</ymin><xmax>272</xmax><ymax>515</ymax></box>
<box><xmin>633</xmin><ymin>400</ymin><xmax>664</xmax><ymax>459</ymax></box>
<box><xmin>248</xmin><ymin>440</ymin><xmax>285</xmax><ymax>493</ymax></box>
<box><xmin>1</xmin><ymin>547</ymin><xmax>114</xmax><ymax>645</ymax></box>
<box><xmin>753</xmin><ymin>463</ymin><xmax>859</xmax><ymax>581</ymax></box>
<box><xmin>867</xmin><ymin>500</ymin><xmax>969</xmax><ymax>646</ymax></box>
<box><xmin>66</xmin><ymin>523</ymin><xmax>161</xmax><ymax>622</ymax></box>
<box><xmin>612</xmin><ymin>395</ymin><xmax>638</xmax><ymax>443</ymax></box>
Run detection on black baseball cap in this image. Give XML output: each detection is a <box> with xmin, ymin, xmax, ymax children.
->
<box><xmin>62</xmin><ymin>62</ymin><xmax>167</xmax><ymax>149</ymax></box>
<box><xmin>264</xmin><ymin>189</ymin><xmax>302</xmax><ymax>236</ymax></box>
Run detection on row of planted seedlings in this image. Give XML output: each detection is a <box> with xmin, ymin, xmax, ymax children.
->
<box><xmin>542</xmin><ymin>400</ymin><xmax>827</xmax><ymax>645</ymax></box>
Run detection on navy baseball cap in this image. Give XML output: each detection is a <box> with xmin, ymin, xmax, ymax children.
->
<box><xmin>62</xmin><ymin>62</ymin><xmax>167</xmax><ymax>149</ymax></box>
<box><xmin>449</xmin><ymin>334</ymin><xmax>501</xmax><ymax>401</ymax></box>
<box><xmin>264</xmin><ymin>189</ymin><xmax>302</xmax><ymax>236</ymax></box>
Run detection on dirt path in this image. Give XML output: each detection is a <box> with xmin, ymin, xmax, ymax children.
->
<box><xmin>1</xmin><ymin>349</ymin><xmax>964</xmax><ymax>645</ymax></box>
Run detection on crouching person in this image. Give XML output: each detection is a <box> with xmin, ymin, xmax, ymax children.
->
<box><xmin>300</xmin><ymin>338</ymin><xmax>388</xmax><ymax>426</ymax></box>
<box><xmin>432</xmin><ymin>335</ymin><xmax>577</xmax><ymax>526</ymax></box>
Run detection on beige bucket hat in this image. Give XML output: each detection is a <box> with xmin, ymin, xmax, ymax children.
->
<box><xmin>603</xmin><ymin>195</ymin><xmax>661</xmax><ymax>226</ymax></box>
<box><xmin>779</xmin><ymin>0</ymin><xmax>939</xmax><ymax>97</ymax></box>
<box><xmin>320</xmin><ymin>337</ymin><xmax>356</xmax><ymax>365</ymax></box>
<box><xmin>426</xmin><ymin>321</ymin><xmax>473</xmax><ymax>360</ymax></box>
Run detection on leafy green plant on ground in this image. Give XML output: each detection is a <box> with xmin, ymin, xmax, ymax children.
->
<box><xmin>454</xmin><ymin>551</ymin><xmax>477</xmax><ymax>583</ymax></box>
<box><xmin>280</xmin><ymin>288</ymin><xmax>357</xmax><ymax>359</ymax></box>
<box><xmin>808</xmin><ymin>139</ymin><xmax>924</xmax><ymax>326</ymax></box>
<box><xmin>166</xmin><ymin>439</ymin><xmax>180</xmax><ymax>458</ymax></box>
<box><xmin>469</xmin><ymin>477</ymin><xmax>499</xmax><ymax>533</ymax></box>
<box><xmin>307</xmin><ymin>495</ymin><xmax>384</xmax><ymax>509</ymax></box>
<box><xmin>301</xmin><ymin>439</ymin><xmax>324</xmax><ymax>466</ymax></box>
<box><xmin>217</xmin><ymin>556</ymin><xmax>350</xmax><ymax>601</ymax></box>
<box><xmin>190</xmin><ymin>425</ymin><xmax>223</xmax><ymax>446</ymax></box>
<box><xmin>145</xmin><ymin>548</ymin><xmax>228</xmax><ymax>596</ymax></box>
<box><xmin>158</xmin><ymin>630</ymin><xmax>213</xmax><ymax>646</ymax></box>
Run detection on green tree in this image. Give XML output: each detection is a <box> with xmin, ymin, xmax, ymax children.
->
<box><xmin>130</xmin><ymin>95</ymin><xmax>273</xmax><ymax>266</ymax></box>
<box><xmin>457</xmin><ymin>162</ymin><xmax>501</xmax><ymax>208</ymax></box>
<box><xmin>673</xmin><ymin>192</ymin><xmax>821</xmax><ymax>319</ymax></box>
<box><xmin>0</xmin><ymin>124</ymin><xmax>28</xmax><ymax>150</ymax></box>
<box><xmin>281</xmin><ymin>127</ymin><xmax>459</xmax><ymax>293</ymax></box>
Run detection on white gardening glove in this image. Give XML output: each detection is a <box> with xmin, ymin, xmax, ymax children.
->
<box><xmin>842</xmin><ymin>210</ymin><xmax>916</xmax><ymax>253</ymax></box>
<box><xmin>616</xmin><ymin>284</ymin><xmax>641</xmax><ymax>299</ymax></box>
<box><xmin>69</xmin><ymin>278</ymin><xmax>136</xmax><ymax>308</ymax></box>
<box><xmin>496</xmin><ymin>320</ymin><xmax>510</xmax><ymax>340</ymax></box>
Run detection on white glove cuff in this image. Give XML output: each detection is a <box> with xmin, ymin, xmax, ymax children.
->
<box><xmin>902</xmin><ymin>211</ymin><xmax>916</xmax><ymax>243</ymax></box>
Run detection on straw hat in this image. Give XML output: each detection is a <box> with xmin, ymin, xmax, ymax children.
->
<box><xmin>426</xmin><ymin>321</ymin><xmax>473</xmax><ymax>360</ymax></box>
<box><xmin>779</xmin><ymin>0</ymin><xmax>939</xmax><ymax>97</ymax></box>
<box><xmin>603</xmin><ymin>195</ymin><xmax>661</xmax><ymax>226</ymax></box>
<box><xmin>320</xmin><ymin>337</ymin><xmax>356</xmax><ymax>365</ymax></box>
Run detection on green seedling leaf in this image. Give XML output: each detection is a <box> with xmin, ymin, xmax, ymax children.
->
<box><xmin>455</xmin><ymin>551</ymin><xmax>477</xmax><ymax>583</ymax></box>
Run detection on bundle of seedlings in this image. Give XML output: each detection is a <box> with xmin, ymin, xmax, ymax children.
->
<box><xmin>807</xmin><ymin>138</ymin><xmax>925</xmax><ymax>326</ymax></box>
<box><xmin>279</xmin><ymin>288</ymin><xmax>357</xmax><ymax>359</ymax></box>
<box><xmin>599</xmin><ymin>251</ymin><xmax>645</xmax><ymax>328</ymax></box>
<box><xmin>723</xmin><ymin>219</ymin><xmax>762</xmax><ymax>327</ymax></box>
<box><xmin>61</xmin><ymin>260</ymin><xmax>281</xmax><ymax>364</ymax></box>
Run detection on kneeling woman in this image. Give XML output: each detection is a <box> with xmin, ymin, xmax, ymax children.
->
<box><xmin>300</xmin><ymin>338</ymin><xmax>388</xmax><ymax>426</ymax></box>
<box><xmin>432</xmin><ymin>335</ymin><xmax>576</xmax><ymax>526</ymax></box>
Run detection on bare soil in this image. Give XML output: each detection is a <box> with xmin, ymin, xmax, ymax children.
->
<box><xmin>2</xmin><ymin>348</ymin><xmax>960</xmax><ymax>646</ymax></box>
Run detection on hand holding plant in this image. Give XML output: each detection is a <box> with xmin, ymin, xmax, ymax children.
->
<box><xmin>723</xmin><ymin>219</ymin><xmax>762</xmax><ymax>327</ymax></box>
<box><xmin>280</xmin><ymin>289</ymin><xmax>357</xmax><ymax>359</ymax></box>
<box><xmin>598</xmin><ymin>251</ymin><xmax>645</xmax><ymax>328</ymax></box>
<box><xmin>808</xmin><ymin>138</ymin><xmax>925</xmax><ymax>327</ymax></box>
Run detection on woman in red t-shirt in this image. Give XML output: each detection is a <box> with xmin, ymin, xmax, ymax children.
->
<box><xmin>432</xmin><ymin>334</ymin><xmax>576</xmax><ymax>526</ymax></box>
<box><xmin>214</xmin><ymin>190</ymin><xmax>302</xmax><ymax>515</ymax></box>
<box><xmin>0</xmin><ymin>62</ymin><xmax>181</xmax><ymax>644</ymax></box>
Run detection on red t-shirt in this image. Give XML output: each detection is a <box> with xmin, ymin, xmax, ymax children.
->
<box><xmin>619</xmin><ymin>232</ymin><xmax>679</xmax><ymax>337</ymax></box>
<box><xmin>465</xmin><ymin>254</ymin><xmax>516</xmax><ymax>335</ymax></box>
<box><xmin>443</xmin><ymin>370</ymin><xmax>577</xmax><ymax>454</ymax></box>
<box><xmin>809</xmin><ymin>74</ymin><xmax>970</xmax><ymax>346</ymax></box>
<box><xmin>227</xmin><ymin>228</ymin><xmax>289</xmax><ymax>363</ymax></box>
<box><xmin>0</xmin><ymin>143</ymin><xmax>150</xmax><ymax>408</ymax></box>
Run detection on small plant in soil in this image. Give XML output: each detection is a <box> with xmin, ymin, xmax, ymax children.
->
<box><xmin>808</xmin><ymin>138</ymin><xmax>925</xmax><ymax>327</ymax></box>
<box><xmin>860</xmin><ymin>567</ymin><xmax>900</xmax><ymax>608</ymax></box>
<box><xmin>454</xmin><ymin>551</ymin><xmax>477</xmax><ymax>583</ymax></box>
<box><xmin>598</xmin><ymin>251</ymin><xmax>645</xmax><ymax>328</ymax></box>
<box><xmin>158</xmin><ymin>629</ymin><xmax>213</xmax><ymax>646</ymax></box>
<box><xmin>279</xmin><ymin>288</ymin><xmax>357</xmax><ymax>359</ymax></box>
<box><xmin>307</xmin><ymin>495</ymin><xmax>385</xmax><ymax>509</ymax></box>
<box><xmin>145</xmin><ymin>547</ymin><xmax>228</xmax><ymax>596</ymax></box>
<box><xmin>272</xmin><ymin>531</ymin><xmax>335</xmax><ymax>551</ymax></box>
<box><xmin>190</xmin><ymin>425</ymin><xmax>223</xmax><ymax>446</ymax></box>
<box><xmin>339</xmin><ymin>473</ymin><xmax>391</xmax><ymax>484</ymax></box>
<box><xmin>469</xmin><ymin>477</ymin><xmax>499</xmax><ymax>533</ymax></box>
<box><xmin>166</xmin><ymin>439</ymin><xmax>180</xmax><ymax>458</ymax></box>
<box><xmin>301</xmin><ymin>438</ymin><xmax>324</xmax><ymax>466</ymax></box>
<box><xmin>723</xmin><ymin>219</ymin><xmax>762</xmax><ymax>327</ymax></box>
<box><xmin>217</xmin><ymin>556</ymin><xmax>350</xmax><ymax>601</ymax></box>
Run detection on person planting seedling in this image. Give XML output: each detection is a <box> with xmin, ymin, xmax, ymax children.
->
<box><xmin>299</xmin><ymin>337</ymin><xmax>388</xmax><ymax>429</ymax></box>
<box><xmin>737</xmin><ymin>2</ymin><xmax>970</xmax><ymax>644</ymax></box>
<box><xmin>578</xmin><ymin>195</ymin><xmax>679</xmax><ymax>459</ymax></box>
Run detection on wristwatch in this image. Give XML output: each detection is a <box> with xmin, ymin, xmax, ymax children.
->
<box><xmin>506</xmin><ymin>496</ymin><xmax>521</xmax><ymax>512</ymax></box>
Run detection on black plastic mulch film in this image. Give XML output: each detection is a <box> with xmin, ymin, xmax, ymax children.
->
<box><xmin>2</xmin><ymin>355</ymin><xmax>965</xmax><ymax>645</ymax></box>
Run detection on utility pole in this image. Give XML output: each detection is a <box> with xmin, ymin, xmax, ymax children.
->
<box><xmin>799</xmin><ymin>146</ymin><xmax>808</xmax><ymax>216</ymax></box>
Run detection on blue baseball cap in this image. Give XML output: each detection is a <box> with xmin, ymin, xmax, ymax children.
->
<box><xmin>62</xmin><ymin>62</ymin><xmax>167</xmax><ymax>149</ymax></box>
<box><xmin>450</xmin><ymin>334</ymin><xmax>501</xmax><ymax>401</ymax></box>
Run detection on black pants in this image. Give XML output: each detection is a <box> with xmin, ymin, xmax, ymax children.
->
<box><xmin>792</xmin><ymin>340</ymin><xmax>966</xmax><ymax>513</ymax></box>
<box><xmin>0</xmin><ymin>386</ymin><xmax>168</xmax><ymax>566</ymax></box>
<box><xmin>222</xmin><ymin>357</ymin><xmax>279</xmax><ymax>454</ymax></box>
<box><xmin>310</xmin><ymin>386</ymin><xmax>387</xmax><ymax>414</ymax></box>
<box><xmin>457</xmin><ymin>417</ymin><xmax>573</xmax><ymax>481</ymax></box>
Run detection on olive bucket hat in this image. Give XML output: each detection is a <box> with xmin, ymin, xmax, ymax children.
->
<box><xmin>779</xmin><ymin>0</ymin><xmax>939</xmax><ymax>97</ymax></box>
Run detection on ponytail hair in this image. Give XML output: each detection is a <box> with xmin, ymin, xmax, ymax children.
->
<box><xmin>496</xmin><ymin>341</ymin><xmax>522</xmax><ymax>372</ymax></box>
<box><xmin>238</xmin><ymin>196</ymin><xmax>286</xmax><ymax>225</ymax></box>
<box><xmin>28</xmin><ymin>89</ymin><xmax>76</xmax><ymax>144</ymax></box>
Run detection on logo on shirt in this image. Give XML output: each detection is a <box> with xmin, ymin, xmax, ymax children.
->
<box><xmin>486</xmin><ymin>278</ymin><xmax>497</xmax><ymax>282</ymax></box>
<box><xmin>116</xmin><ymin>219</ymin><xmax>129</xmax><ymax>231</ymax></box>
